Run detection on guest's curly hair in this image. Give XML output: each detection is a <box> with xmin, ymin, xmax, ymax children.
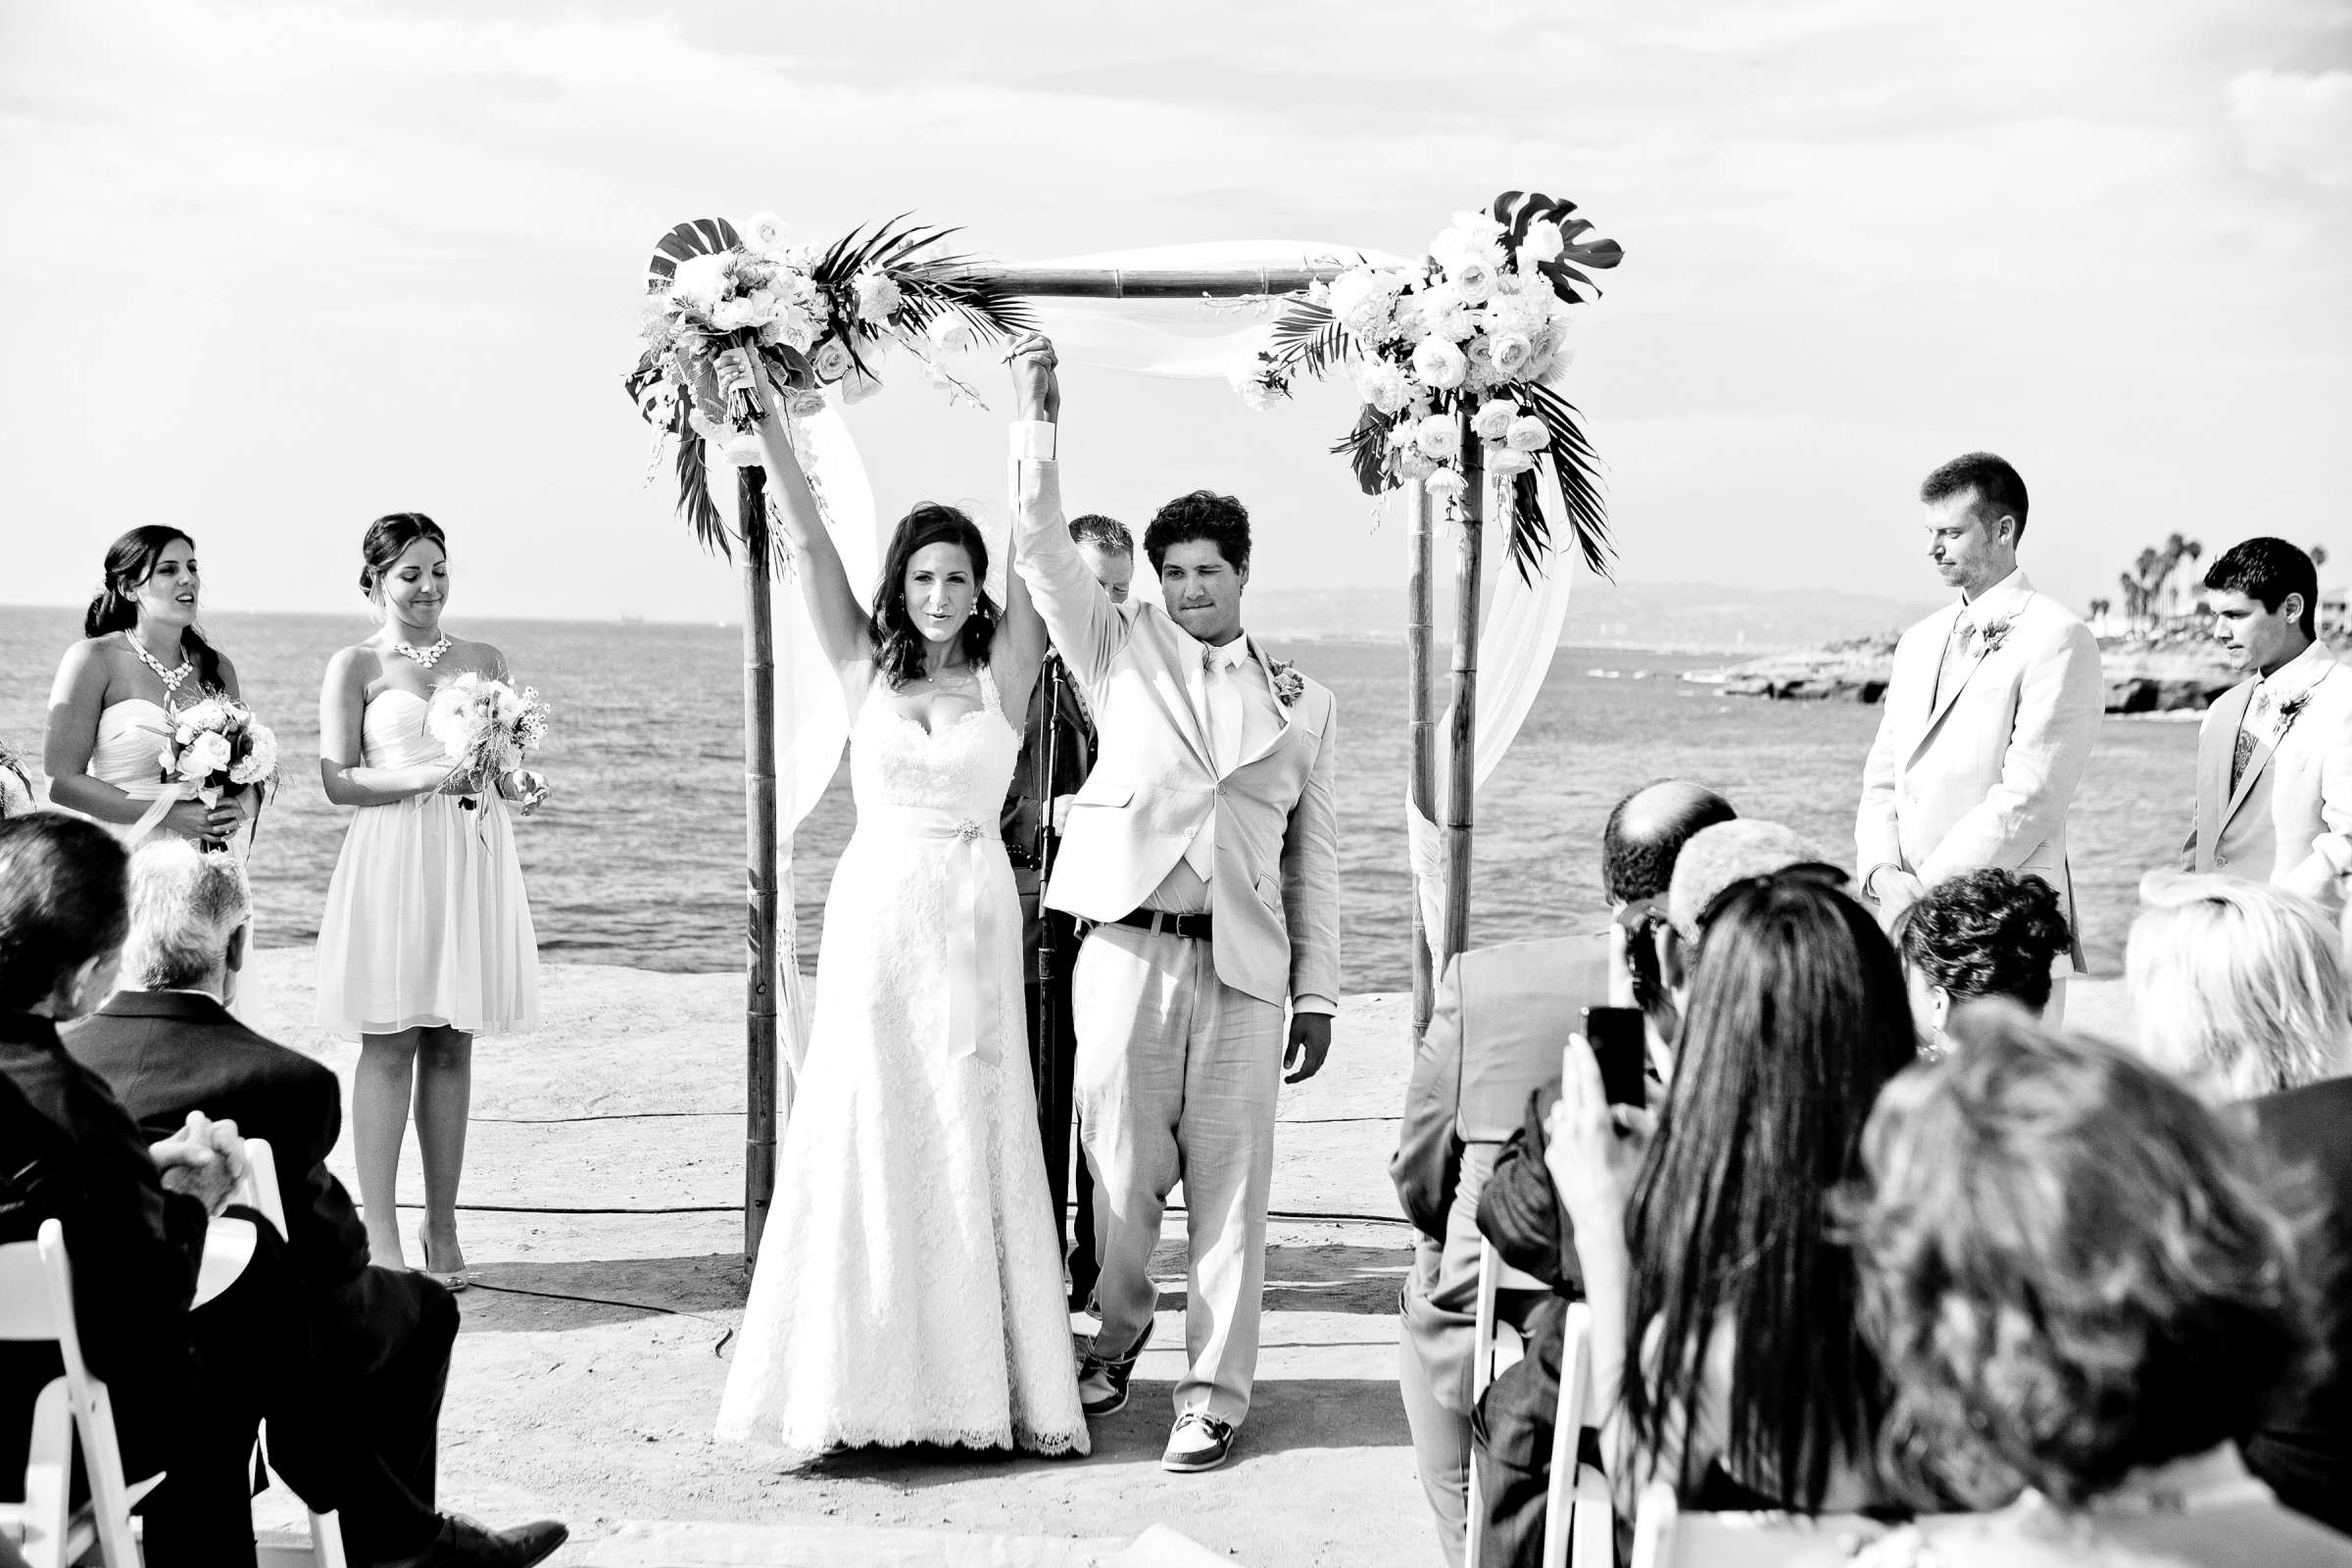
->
<box><xmin>868</xmin><ymin>503</ymin><xmax>999</xmax><ymax>689</ymax></box>
<box><xmin>1143</xmin><ymin>490</ymin><xmax>1250</xmax><ymax>575</ymax></box>
<box><xmin>1893</xmin><ymin>869</ymin><xmax>2071</xmax><ymax>1012</ymax></box>
<box><xmin>1844</xmin><ymin>1005</ymin><xmax>2320</xmax><ymax>1510</ymax></box>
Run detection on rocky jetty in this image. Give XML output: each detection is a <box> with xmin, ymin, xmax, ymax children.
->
<box><xmin>1712</xmin><ymin>634</ymin><xmax>2247</xmax><ymax>713</ymax></box>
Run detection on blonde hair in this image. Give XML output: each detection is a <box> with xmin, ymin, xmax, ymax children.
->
<box><xmin>123</xmin><ymin>839</ymin><xmax>251</xmax><ymax>991</ymax></box>
<box><xmin>2128</xmin><ymin>870</ymin><xmax>2352</xmax><ymax>1098</ymax></box>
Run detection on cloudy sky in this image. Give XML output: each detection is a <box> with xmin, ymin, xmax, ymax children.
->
<box><xmin>2</xmin><ymin>0</ymin><xmax>2347</xmax><ymax>625</ymax></box>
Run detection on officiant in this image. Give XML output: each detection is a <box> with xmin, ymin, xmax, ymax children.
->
<box><xmin>1002</xmin><ymin>512</ymin><xmax>1133</xmax><ymax>1306</ymax></box>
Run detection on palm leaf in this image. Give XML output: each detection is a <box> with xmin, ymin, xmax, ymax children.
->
<box><xmin>1332</xmin><ymin>403</ymin><xmax>1393</xmax><ymax>497</ymax></box>
<box><xmin>1268</xmin><ymin>299</ymin><xmax>1354</xmax><ymax>378</ymax></box>
<box><xmin>1520</xmin><ymin>379</ymin><xmax>1614</xmax><ymax>578</ymax></box>
<box><xmin>674</xmin><ymin>433</ymin><xmax>728</xmax><ymax>561</ymax></box>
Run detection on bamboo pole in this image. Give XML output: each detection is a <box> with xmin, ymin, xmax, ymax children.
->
<box><xmin>948</xmin><ymin>264</ymin><xmax>1349</xmax><ymax>300</ymax></box>
<box><xmin>1405</xmin><ymin>479</ymin><xmax>1438</xmax><ymax>1041</ymax></box>
<box><xmin>1442</xmin><ymin>430</ymin><xmax>1485</xmax><ymax>967</ymax></box>
<box><xmin>739</xmin><ymin>465</ymin><xmax>781</xmax><ymax>1266</ymax></box>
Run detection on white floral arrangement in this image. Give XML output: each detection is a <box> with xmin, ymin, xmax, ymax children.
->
<box><xmin>426</xmin><ymin>674</ymin><xmax>551</xmax><ymax>794</ymax></box>
<box><xmin>624</xmin><ymin>213</ymin><xmax>1030</xmax><ymax>558</ymax></box>
<box><xmin>151</xmin><ymin>697</ymin><xmax>277</xmax><ymax>807</ymax></box>
<box><xmin>1238</xmin><ymin>191</ymin><xmax>1623</xmax><ymax>579</ymax></box>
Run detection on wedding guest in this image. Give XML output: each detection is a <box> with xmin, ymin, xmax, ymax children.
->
<box><xmin>1008</xmin><ymin>335</ymin><xmax>1342</xmax><ymax>1474</ymax></box>
<box><xmin>1536</xmin><ymin>870</ymin><xmax>1912</xmax><ymax>1545</ymax></box>
<box><xmin>1856</xmin><ymin>453</ymin><xmax>2101</xmax><ymax>1017</ymax></box>
<box><xmin>703</xmin><ymin>343</ymin><xmax>1086</xmax><ymax>1460</ymax></box>
<box><xmin>1469</xmin><ymin>814</ymin><xmax>1824</xmax><ymax>1564</ymax></box>
<box><xmin>0</xmin><ymin>816</ymin><xmax>567</xmax><ymax>1568</ymax></box>
<box><xmin>43</xmin><ymin>526</ymin><xmax>250</xmax><ymax>850</ymax></box>
<box><xmin>316</xmin><ymin>514</ymin><xmax>544</xmax><ymax>1287</ymax></box>
<box><xmin>2126</xmin><ymin>870</ymin><xmax>2352</xmax><ymax>1530</ymax></box>
<box><xmin>1845</xmin><ymin>1007</ymin><xmax>2348</xmax><ymax>1566</ymax></box>
<box><xmin>2180</xmin><ymin>538</ymin><xmax>2352</xmax><ymax>914</ymax></box>
<box><xmin>1892</xmin><ymin>867</ymin><xmax>2071</xmax><ymax>1054</ymax></box>
<box><xmin>1002</xmin><ymin>512</ymin><xmax>1132</xmax><ymax>1306</ymax></box>
<box><xmin>1395</xmin><ymin>780</ymin><xmax>1735</xmax><ymax>1565</ymax></box>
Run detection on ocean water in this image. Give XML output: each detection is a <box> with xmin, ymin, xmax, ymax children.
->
<box><xmin>1</xmin><ymin>606</ymin><xmax>2197</xmax><ymax>988</ymax></box>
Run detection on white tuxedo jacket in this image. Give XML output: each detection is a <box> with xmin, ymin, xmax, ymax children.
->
<box><xmin>2181</xmin><ymin>646</ymin><xmax>2352</xmax><ymax>912</ymax></box>
<box><xmin>1013</xmin><ymin>446</ymin><xmax>1342</xmax><ymax>1013</ymax></box>
<box><xmin>1856</xmin><ymin>571</ymin><xmax>2103</xmax><ymax>925</ymax></box>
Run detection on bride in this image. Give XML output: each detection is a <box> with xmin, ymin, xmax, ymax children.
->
<box><xmin>705</xmin><ymin>345</ymin><xmax>1089</xmax><ymax>1460</ymax></box>
<box><xmin>44</xmin><ymin>526</ymin><xmax>254</xmax><ymax>855</ymax></box>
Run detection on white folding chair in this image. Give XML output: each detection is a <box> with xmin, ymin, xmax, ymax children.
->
<box><xmin>0</xmin><ymin>1218</ymin><xmax>164</xmax><ymax>1568</ymax></box>
<box><xmin>1628</xmin><ymin>1481</ymin><xmax>1895</xmax><ymax>1567</ymax></box>
<box><xmin>234</xmin><ymin>1141</ymin><xmax>350</xmax><ymax>1568</ymax></box>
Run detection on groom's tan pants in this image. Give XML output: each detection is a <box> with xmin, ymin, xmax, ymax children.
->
<box><xmin>1072</xmin><ymin>921</ymin><xmax>1284</xmax><ymax>1428</ymax></box>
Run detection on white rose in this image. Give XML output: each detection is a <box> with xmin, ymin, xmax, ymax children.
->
<box><xmin>927</xmin><ymin>316</ymin><xmax>976</xmax><ymax>355</ymax></box>
<box><xmin>1326</xmin><ymin>267</ymin><xmax>1404</xmax><ymax>341</ymax></box>
<box><xmin>1411</xmin><ymin>336</ymin><xmax>1468</xmax><ymax>391</ymax></box>
<box><xmin>743</xmin><ymin>212</ymin><xmax>790</xmax><ymax>252</ymax></box>
<box><xmin>1471</xmin><ymin>398</ymin><xmax>1517</xmax><ymax>443</ymax></box>
<box><xmin>1520</xmin><ymin>219</ymin><xmax>1566</xmax><ymax>264</ymax></box>
<box><xmin>710</xmin><ymin>296</ymin><xmax>755</xmax><ymax>332</ymax></box>
<box><xmin>1506</xmin><ymin>415</ymin><xmax>1551</xmax><ymax>452</ymax></box>
<box><xmin>1487</xmin><ymin>331</ymin><xmax>1535</xmax><ymax>377</ymax></box>
<box><xmin>852</xmin><ymin>270</ymin><xmax>904</xmax><ymax>322</ymax></box>
<box><xmin>1450</xmin><ymin>258</ymin><xmax>1497</xmax><ymax>304</ymax></box>
<box><xmin>740</xmin><ymin>289</ymin><xmax>779</xmax><ymax>326</ymax></box>
<box><xmin>788</xmin><ymin>389</ymin><xmax>829</xmax><ymax>417</ymax></box>
<box><xmin>668</xmin><ymin>253</ymin><xmax>731</xmax><ymax>315</ymax></box>
<box><xmin>1413</xmin><ymin>413</ymin><xmax>1463</xmax><ymax>462</ymax></box>
<box><xmin>809</xmin><ymin>338</ymin><xmax>855</xmax><ymax>381</ymax></box>
<box><xmin>1425</xmin><ymin>466</ymin><xmax>1467</xmax><ymax>501</ymax></box>
<box><xmin>840</xmin><ymin>367</ymin><xmax>886</xmax><ymax>405</ymax></box>
<box><xmin>1485</xmin><ymin>444</ymin><xmax>1537</xmax><ymax>478</ymax></box>
<box><xmin>1351</xmin><ymin>359</ymin><xmax>1413</xmax><ymax>416</ymax></box>
<box><xmin>183</xmin><ymin>731</ymin><xmax>232</xmax><ymax>779</ymax></box>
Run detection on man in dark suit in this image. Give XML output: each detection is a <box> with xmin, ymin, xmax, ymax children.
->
<box><xmin>56</xmin><ymin>835</ymin><xmax>564</xmax><ymax>1568</ymax></box>
<box><xmin>2246</xmin><ymin>1074</ymin><xmax>2352</xmax><ymax>1532</ymax></box>
<box><xmin>1391</xmin><ymin>779</ymin><xmax>1736</xmax><ymax>1566</ymax></box>
<box><xmin>1002</xmin><ymin>512</ymin><xmax>1130</xmax><ymax>1305</ymax></box>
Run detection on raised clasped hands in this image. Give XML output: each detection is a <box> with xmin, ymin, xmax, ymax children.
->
<box><xmin>1543</xmin><ymin>1033</ymin><xmax>1657</xmax><ymax>1242</ymax></box>
<box><xmin>1005</xmin><ymin>332</ymin><xmax>1059</xmax><ymax>422</ymax></box>
<box><xmin>501</xmin><ymin>767</ymin><xmax>550</xmax><ymax>816</ymax></box>
<box><xmin>150</xmin><ymin>1109</ymin><xmax>249</xmax><ymax>1217</ymax></box>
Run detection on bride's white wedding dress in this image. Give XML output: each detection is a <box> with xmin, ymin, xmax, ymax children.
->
<box><xmin>716</xmin><ymin>664</ymin><xmax>1089</xmax><ymax>1459</ymax></box>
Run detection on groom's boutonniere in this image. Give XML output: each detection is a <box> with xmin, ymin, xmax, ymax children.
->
<box><xmin>1267</xmin><ymin>658</ymin><xmax>1305</xmax><ymax>710</ymax></box>
<box><xmin>1976</xmin><ymin>616</ymin><xmax>2013</xmax><ymax>657</ymax></box>
<box><xmin>2278</xmin><ymin>689</ymin><xmax>2313</xmax><ymax>733</ymax></box>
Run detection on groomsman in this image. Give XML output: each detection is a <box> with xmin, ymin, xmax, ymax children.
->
<box><xmin>2180</xmin><ymin>538</ymin><xmax>2352</xmax><ymax>912</ymax></box>
<box><xmin>1001</xmin><ymin>513</ymin><xmax>1134</xmax><ymax>1305</ymax></box>
<box><xmin>1857</xmin><ymin>453</ymin><xmax>2102</xmax><ymax>995</ymax></box>
<box><xmin>1005</xmin><ymin>334</ymin><xmax>1342</xmax><ymax>1475</ymax></box>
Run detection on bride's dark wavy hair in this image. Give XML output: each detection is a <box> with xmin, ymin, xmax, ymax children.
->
<box><xmin>84</xmin><ymin>526</ymin><xmax>226</xmax><ymax>694</ymax></box>
<box><xmin>869</xmin><ymin>503</ymin><xmax>999</xmax><ymax>689</ymax></box>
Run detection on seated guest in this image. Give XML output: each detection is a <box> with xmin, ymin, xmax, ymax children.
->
<box><xmin>1528</xmin><ymin>864</ymin><xmax>1914</xmax><ymax>1553</ymax></box>
<box><xmin>1892</xmin><ymin>867</ymin><xmax>2072</xmax><ymax>1054</ymax></box>
<box><xmin>0</xmin><ymin>817</ymin><xmax>565</xmax><ymax>1568</ymax></box>
<box><xmin>2126</xmin><ymin>871</ymin><xmax>2352</xmax><ymax>1533</ymax></box>
<box><xmin>1846</xmin><ymin>1007</ymin><xmax>2349</xmax><ymax>1565</ymax></box>
<box><xmin>1395</xmin><ymin>779</ymin><xmax>1735</xmax><ymax>1565</ymax></box>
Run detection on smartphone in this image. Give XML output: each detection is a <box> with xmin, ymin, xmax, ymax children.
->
<box><xmin>1582</xmin><ymin>1005</ymin><xmax>1649</xmax><ymax>1108</ymax></box>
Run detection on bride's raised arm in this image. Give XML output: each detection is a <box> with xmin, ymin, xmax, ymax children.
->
<box><xmin>706</xmin><ymin>347</ymin><xmax>871</xmax><ymax>675</ymax></box>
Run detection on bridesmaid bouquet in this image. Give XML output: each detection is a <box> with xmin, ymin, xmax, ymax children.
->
<box><xmin>153</xmin><ymin>696</ymin><xmax>278</xmax><ymax>807</ymax></box>
<box><xmin>426</xmin><ymin>674</ymin><xmax>551</xmax><ymax>808</ymax></box>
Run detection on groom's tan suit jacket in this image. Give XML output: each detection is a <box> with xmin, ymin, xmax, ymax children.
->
<box><xmin>2180</xmin><ymin>643</ymin><xmax>2352</xmax><ymax>913</ymax></box>
<box><xmin>1012</xmin><ymin>439</ymin><xmax>1341</xmax><ymax>1014</ymax></box>
<box><xmin>1856</xmin><ymin>570</ymin><xmax>2103</xmax><ymax>930</ymax></box>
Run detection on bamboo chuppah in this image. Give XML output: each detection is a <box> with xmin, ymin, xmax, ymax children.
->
<box><xmin>637</xmin><ymin>226</ymin><xmax>1613</xmax><ymax>1259</ymax></box>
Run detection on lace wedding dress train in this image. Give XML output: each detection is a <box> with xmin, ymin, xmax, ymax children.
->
<box><xmin>716</xmin><ymin>665</ymin><xmax>1089</xmax><ymax>1459</ymax></box>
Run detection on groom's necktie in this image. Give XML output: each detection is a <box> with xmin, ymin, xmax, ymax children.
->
<box><xmin>2232</xmin><ymin>688</ymin><xmax>2271</xmax><ymax>793</ymax></box>
<box><xmin>1932</xmin><ymin>614</ymin><xmax>1977</xmax><ymax>710</ymax></box>
<box><xmin>1186</xmin><ymin>642</ymin><xmax>1251</xmax><ymax>881</ymax></box>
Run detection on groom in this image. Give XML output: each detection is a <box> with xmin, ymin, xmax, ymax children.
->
<box><xmin>1006</xmin><ymin>334</ymin><xmax>1342</xmax><ymax>1474</ymax></box>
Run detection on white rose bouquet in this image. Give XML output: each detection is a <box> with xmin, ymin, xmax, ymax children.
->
<box><xmin>1236</xmin><ymin>190</ymin><xmax>1623</xmax><ymax>579</ymax></box>
<box><xmin>153</xmin><ymin>696</ymin><xmax>278</xmax><ymax>808</ymax></box>
<box><xmin>426</xmin><ymin>674</ymin><xmax>552</xmax><ymax>814</ymax></box>
<box><xmin>624</xmin><ymin>212</ymin><xmax>1032</xmax><ymax>559</ymax></box>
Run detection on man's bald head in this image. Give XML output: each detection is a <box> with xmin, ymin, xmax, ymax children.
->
<box><xmin>1601</xmin><ymin>779</ymin><xmax>1738</xmax><ymax>906</ymax></box>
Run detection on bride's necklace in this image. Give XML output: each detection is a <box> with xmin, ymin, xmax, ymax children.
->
<box><xmin>123</xmin><ymin>631</ymin><xmax>193</xmax><ymax>699</ymax></box>
<box><xmin>392</xmin><ymin>632</ymin><xmax>452</xmax><ymax>668</ymax></box>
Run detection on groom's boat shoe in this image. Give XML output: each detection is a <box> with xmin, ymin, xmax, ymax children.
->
<box><xmin>1161</xmin><ymin>1411</ymin><xmax>1236</xmax><ymax>1474</ymax></box>
<box><xmin>1077</xmin><ymin>1325</ymin><xmax>1151</xmax><ymax>1418</ymax></box>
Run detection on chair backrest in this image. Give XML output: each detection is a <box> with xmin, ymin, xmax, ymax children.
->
<box><xmin>1453</xmin><ymin>937</ymin><xmax>1613</xmax><ymax>1144</ymax></box>
<box><xmin>1629</xmin><ymin>1483</ymin><xmax>1894</xmax><ymax>1568</ymax></box>
<box><xmin>238</xmin><ymin>1139</ymin><xmax>287</xmax><ymax>1239</ymax></box>
<box><xmin>0</xmin><ymin>1236</ymin><xmax>60</xmax><ymax>1344</ymax></box>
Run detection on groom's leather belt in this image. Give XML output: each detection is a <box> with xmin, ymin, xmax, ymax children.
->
<box><xmin>1102</xmin><ymin>908</ymin><xmax>1213</xmax><ymax>943</ymax></box>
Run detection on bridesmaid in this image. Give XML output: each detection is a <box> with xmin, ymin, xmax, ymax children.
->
<box><xmin>315</xmin><ymin>513</ymin><xmax>544</xmax><ymax>1287</ymax></box>
<box><xmin>43</xmin><ymin>526</ymin><xmax>251</xmax><ymax>851</ymax></box>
